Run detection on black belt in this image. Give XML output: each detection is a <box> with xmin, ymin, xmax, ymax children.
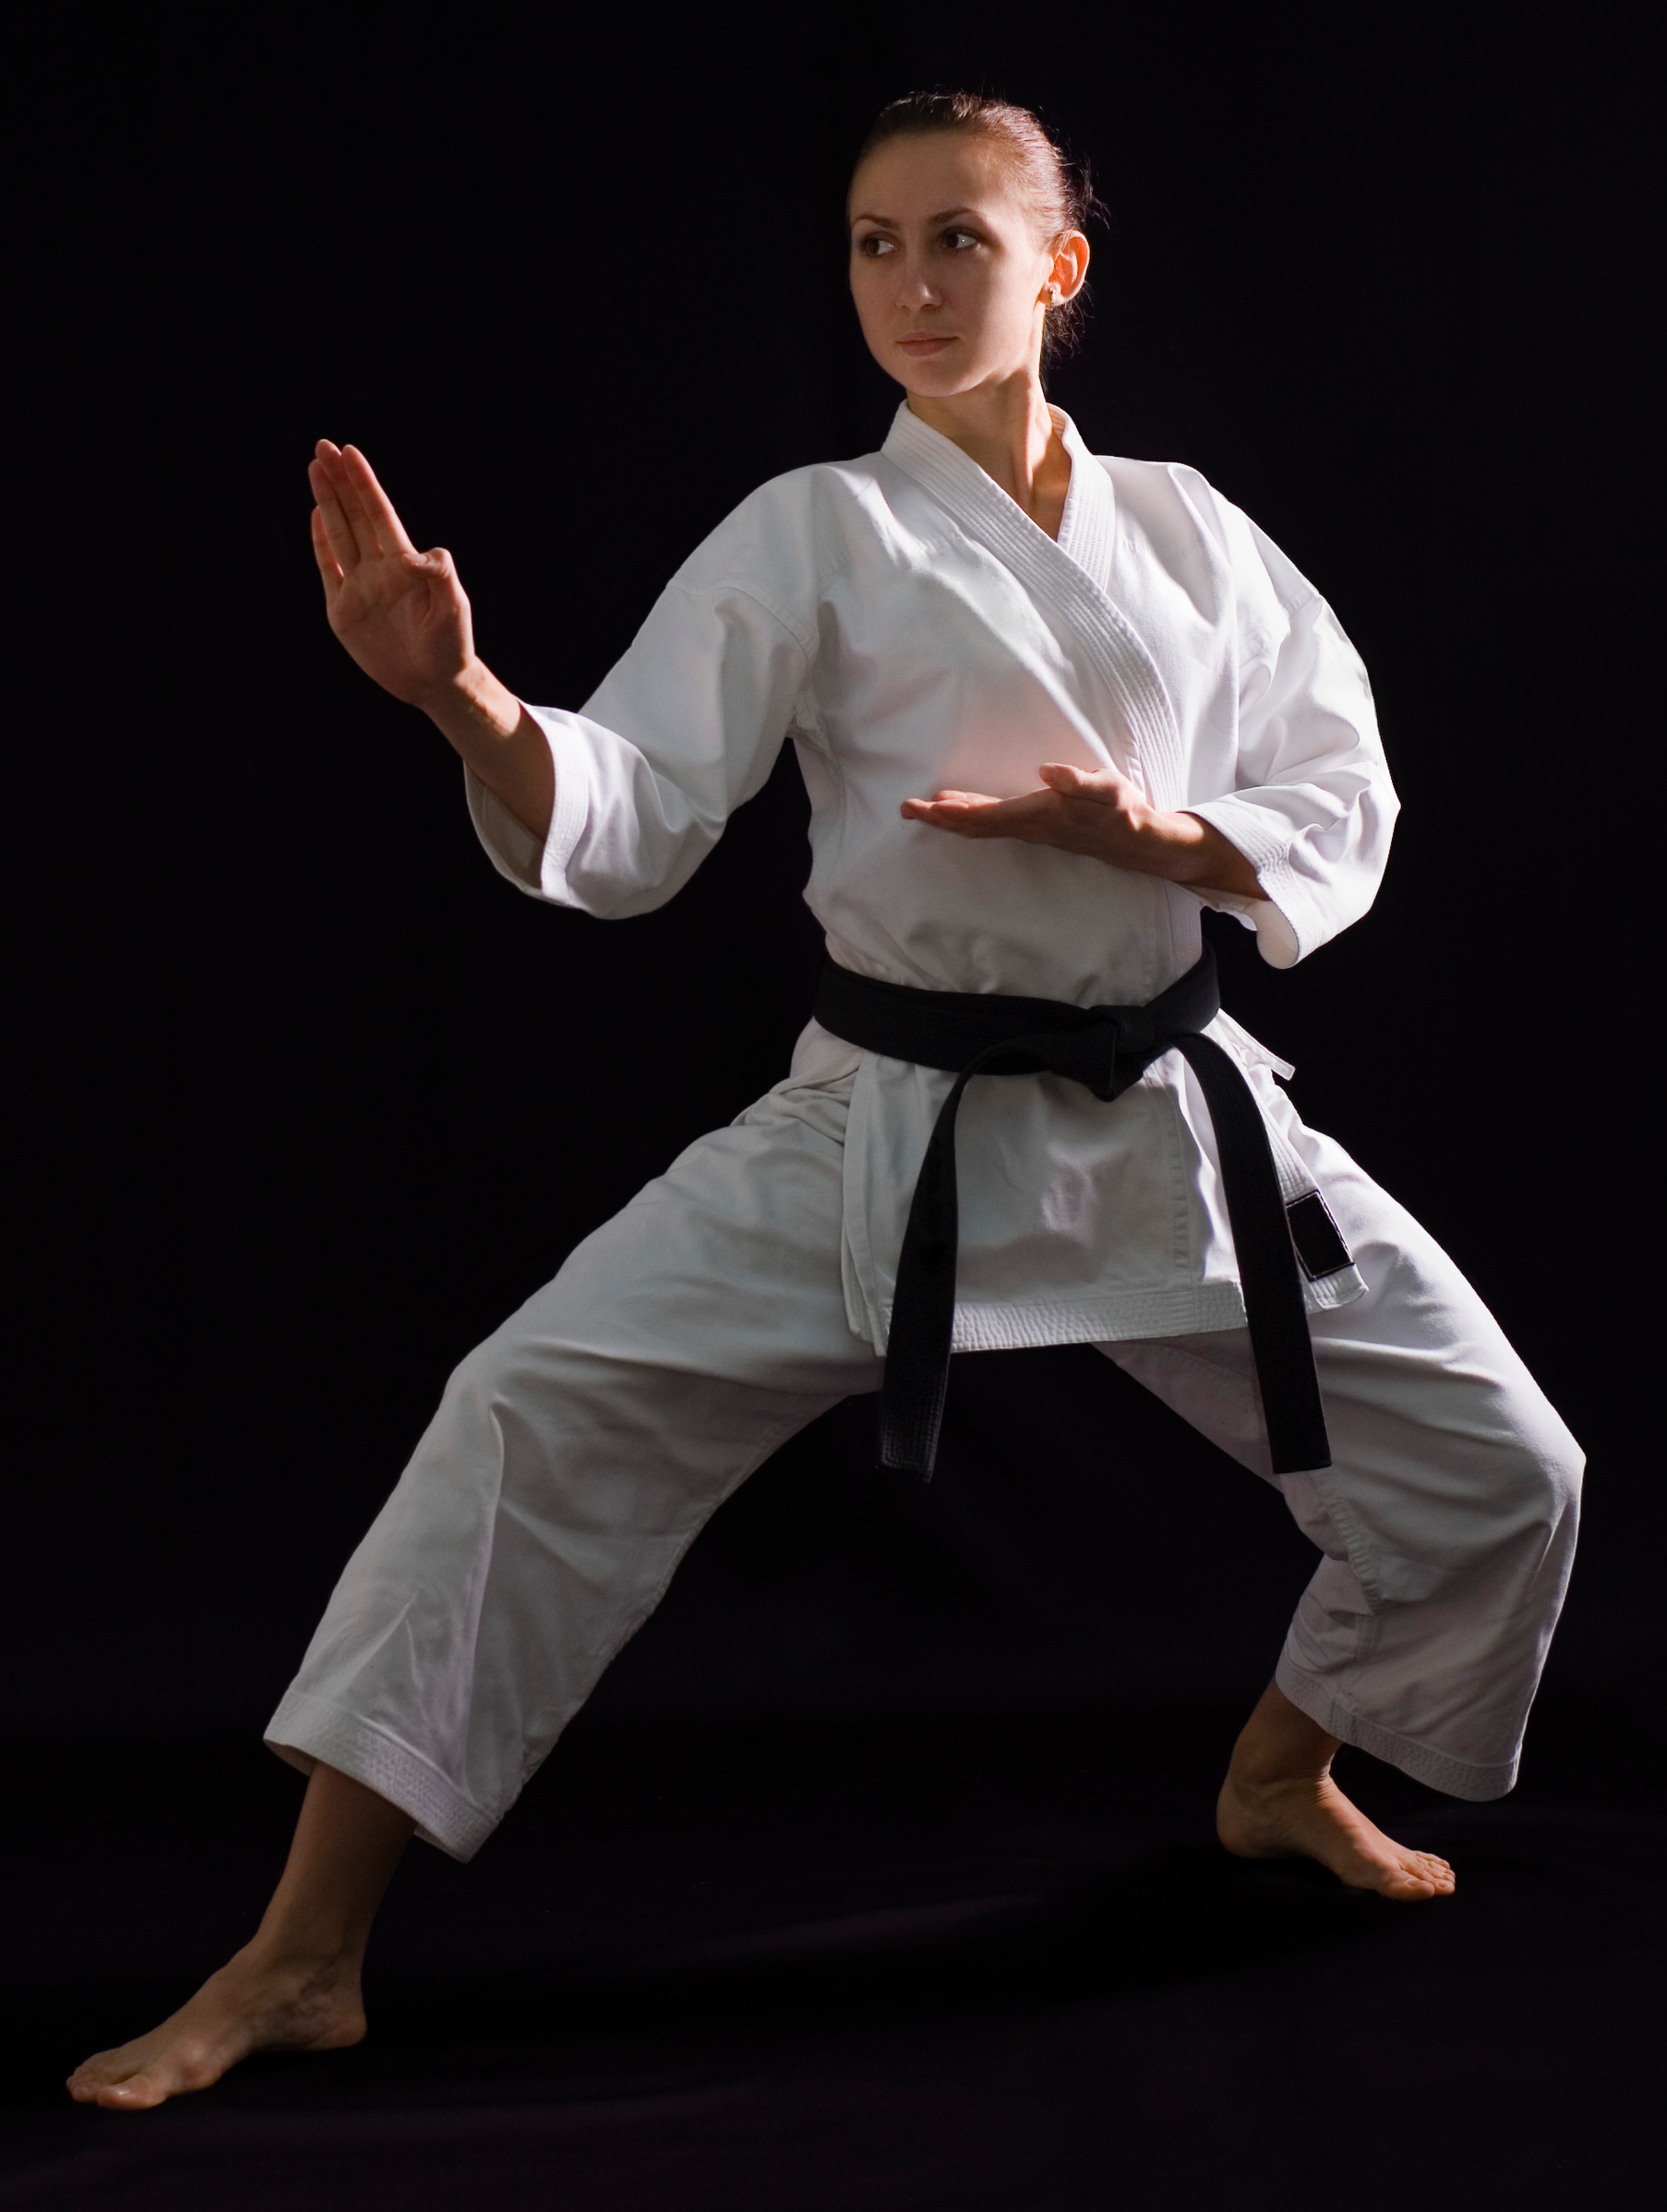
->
<box><xmin>813</xmin><ymin>947</ymin><xmax>1333</xmax><ymax>1480</ymax></box>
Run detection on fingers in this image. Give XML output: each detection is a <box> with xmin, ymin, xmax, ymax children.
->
<box><xmin>903</xmin><ymin>764</ymin><xmax>1141</xmax><ymax>854</ymax></box>
<box><xmin>901</xmin><ymin>791</ymin><xmax>993</xmax><ymax>828</ymax></box>
<box><xmin>1039</xmin><ymin>760</ymin><xmax>1135</xmax><ymax>799</ymax></box>
<box><xmin>901</xmin><ymin>789</ymin><xmax>1056</xmax><ymax>838</ymax></box>
<box><xmin>338</xmin><ymin>443</ymin><xmax>416</xmax><ymax>556</ymax></box>
<box><xmin>307</xmin><ymin>439</ymin><xmax>417</xmax><ymax>568</ymax></box>
<box><xmin>308</xmin><ymin>504</ymin><xmax>343</xmax><ymax>599</ymax></box>
<box><xmin>309</xmin><ymin>448</ymin><xmax>364</xmax><ymax>573</ymax></box>
<box><xmin>904</xmin><ymin>787</ymin><xmax>1034</xmax><ymax>813</ymax></box>
<box><xmin>901</xmin><ymin>788</ymin><xmax>996</xmax><ymax>816</ymax></box>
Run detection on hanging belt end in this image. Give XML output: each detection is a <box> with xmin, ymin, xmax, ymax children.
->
<box><xmin>875</xmin><ymin>1389</ymin><xmax>943</xmax><ymax>1482</ymax></box>
<box><xmin>876</xmin><ymin>1451</ymin><xmax>935</xmax><ymax>1483</ymax></box>
<box><xmin>1270</xmin><ymin>1438</ymin><xmax>1333</xmax><ymax>1477</ymax></box>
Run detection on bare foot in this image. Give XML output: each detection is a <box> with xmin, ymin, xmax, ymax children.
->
<box><xmin>67</xmin><ymin>1760</ymin><xmax>413</xmax><ymax>2111</ymax></box>
<box><xmin>1217</xmin><ymin>1767</ymin><xmax>1456</xmax><ymax>1900</ymax></box>
<box><xmin>1217</xmin><ymin>1681</ymin><xmax>1457</xmax><ymax>1903</ymax></box>
<box><xmin>66</xmin><ymin>1940</ymin><xmax>366</xmax><ymax>2110</ymax></box>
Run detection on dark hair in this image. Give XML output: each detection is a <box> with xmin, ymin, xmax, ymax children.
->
<box><xmin>851</xmin><ymin>90</ymin><xmax>1108</xmax><ymax>363</ymax></box>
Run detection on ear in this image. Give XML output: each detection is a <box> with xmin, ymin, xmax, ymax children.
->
<box><xmin>1049</xmin><ymin>229</ymin><xmax>1090</xmax><ymax>305</ymax></box>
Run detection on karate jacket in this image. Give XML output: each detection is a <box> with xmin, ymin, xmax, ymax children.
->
<box><xmin>470</xmin><ymin>403</ymin><xmax>1396</xmax><ymax>1353</ymax></box>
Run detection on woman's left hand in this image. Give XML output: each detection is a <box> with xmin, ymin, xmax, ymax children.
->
<box><xmin>901</xmin><ymin>760</ymin><xmax>1262</xmax><ymax>901</ymax></box>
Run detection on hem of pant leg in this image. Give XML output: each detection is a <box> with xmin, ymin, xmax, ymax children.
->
<box><xmin>264</xmin><ymin>1690</ymin><xmax>497</xmax><ymax>1861</ymax></box>
<box><xmin>1274</xmin><ymin>1654</ymin><xmax>1518</xmax><ymax>1802</ymax></box>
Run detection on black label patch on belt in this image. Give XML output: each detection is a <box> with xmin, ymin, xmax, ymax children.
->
<box><xmin>1287</xmin><ymin>1191</ymin><xmax>1352</xmax><ymax>1280</ymax></box>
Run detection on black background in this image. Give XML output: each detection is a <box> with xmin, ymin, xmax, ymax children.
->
<box><xmin>14</xmin><ymin>9</ymin><xmax>1656</xmax><ymax>1761</ymax></box>
<box><xmin>8</xmin><ymin>13</ymin><xmax>1662</xmax><ymax>2204</ymax></box>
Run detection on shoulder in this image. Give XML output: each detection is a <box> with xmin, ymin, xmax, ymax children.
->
<box><xmin>1093</xmin><ymin>452</ymin><xmax>1325</xmax><ymax>650</ymax></box>
<box><xmin>669</xmin><ymin>456</ymin><xmax>893</xmax><ymax>602</ymax></box>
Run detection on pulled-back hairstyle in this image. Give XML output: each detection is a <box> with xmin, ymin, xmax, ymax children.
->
<box><xmin>851</xmin><ymin>91</ymin><xmax>1107</xmax><ymax>363</ymax></box>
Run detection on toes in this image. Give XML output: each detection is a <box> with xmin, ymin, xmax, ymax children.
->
<box><xmin>108</xmin><ymin>2084</ymin><xmax>170</xmax><ymax>2110</ymax></box>
<box><xmin>66</xmin><ymin>2035</ymin><xmax>220</xmax><ymax>2110</ymax></box>
<box><xmin>1384</xmin><ymin>1871</ymin><xmax>1439</xmax><ymax>1900</ymax></box>
<box><xmin>67</xmin><ymin>2058</ymin><xmax>132</xmax><ymax>2098</ymax></box>
<box><xmin>113</xmin><ymin>2051</ymin><xmax>222</xmax><ymax>2108</ymax></box>
<box><xmin>87</xmin><ymin>2075</ymin><xmax>165</xmax><ymax>2110</ymax></box>
<box><xmin>1382</xmin><ymin>1851</ymin><xmax>1456</xmax><ymax>1900</ymax></box>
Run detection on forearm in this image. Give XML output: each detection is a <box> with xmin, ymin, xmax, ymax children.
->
<box><xmin>1065</xmin><ymin>783</ymin><xmax>1264</xmax><ymax>899</ymax></box>
<box><xmin>417</xmin><ymin>661</ymin><xmax>555</xmax><ymax>843</ymax></box>
<box><xmin>1154</xmin><ymin>810</ymin><xmax>1263</xmax><ymax>902</ymax></box>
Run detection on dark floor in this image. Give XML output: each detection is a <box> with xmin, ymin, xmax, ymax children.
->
<box><xmin>3</xmin><ymin>1706</ymin><xmax>1661</xmax><ymax>2210</ymax></box>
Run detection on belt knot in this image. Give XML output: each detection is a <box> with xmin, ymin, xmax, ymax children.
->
<box><xmin>1036</xmin><ymin>1006</ymin><xmax>1157</xmax><ymax>1100</ymax></box>
<box><xmin>810</xmin><ymin>946</ymin><xmax>1332</xmax><ymax>1482</ymax></box>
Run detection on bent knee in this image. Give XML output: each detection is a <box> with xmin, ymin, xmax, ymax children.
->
<box><xmin>440</xmin><ymin>1329</ymin><xmax>582</xmax><ymax>1425</ymax></box>
<box><xmin>438</xmin><ymin>1334</ymin><xmax>519</xmax><ymax>1424</ymax></box>
<box><xmin>1480</xmin><ymin>1416</ymin><xmax>1583</xmax><ymax>1572</ymax></box>
<box><xmin>437</xmin><ymin>1326</ymin><xmax>673</xmax><ymax>1456</ymax></box>
<box><xmin>1513</xmin><ymin>1397</ymin><xmax>1584</xmax><ymax>1525</ymax></box>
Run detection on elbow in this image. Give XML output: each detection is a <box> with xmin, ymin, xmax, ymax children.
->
<box><xmin>562</xmin><ymin>813</ymin><xmax>726</xmax><ymax>920</ymax></box>
<box><xmin>1250</xmin><ymin>901</ymin><xmax>1302</xmax><ymax>968</ymax></box>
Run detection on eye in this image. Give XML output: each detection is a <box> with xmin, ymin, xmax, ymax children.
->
<box><xmin>941</xmin><ymin>228</ymin><xmax>980</xmax><ymax>251</ymax></box>
<box><xmin>855</xmin><ymin>233</ymin><xmax>896</xmax><ymax>258</ymax></box>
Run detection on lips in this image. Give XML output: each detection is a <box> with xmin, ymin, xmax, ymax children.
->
<box><xmin>898</xmin><ymin>334</ymin><xmax>954</xmax><ymax>353</ymax></box>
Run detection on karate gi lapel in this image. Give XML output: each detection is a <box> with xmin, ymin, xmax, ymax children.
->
<box><xmin>881</xmin><ymin>404</ymin><xmax>1187</xmax><ymax>809</ymax></box>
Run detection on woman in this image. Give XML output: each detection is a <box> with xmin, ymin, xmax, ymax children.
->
<box><xmin>71</xmin><ymin>91</ymin><xmax>1581</xmax><ymax>2110</ymax></box>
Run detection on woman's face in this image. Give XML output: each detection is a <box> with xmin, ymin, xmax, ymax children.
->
<box><xmin>847</xmin><ymin>133</ymin><xmax>1083</xmax><ymax>398</ymax></box>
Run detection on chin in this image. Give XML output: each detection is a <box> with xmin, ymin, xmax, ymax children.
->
<box><xmin>893</xmin><ymin>354</ymin><xmax>979</xmax><ymax>397</ymax></box>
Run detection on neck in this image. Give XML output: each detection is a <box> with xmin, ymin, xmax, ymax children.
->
<box><xmin>905</xmin><ymin>368</ymin><xmax>1067</xmax><ymax>532</ymax></box>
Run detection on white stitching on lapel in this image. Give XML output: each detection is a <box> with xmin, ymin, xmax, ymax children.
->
<box><xmin>880</xmin><ymin>403</ymin><xmax>1187</xmax><ymax>810</ymax></box>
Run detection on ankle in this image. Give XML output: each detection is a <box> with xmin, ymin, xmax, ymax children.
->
<box><xmin>1226</xmin><ymin>1683</ymin><xmax>1342</xmax><ymax>1794</ymax></box>
<box><xmin>234</xmin><ymin>1927</ymin><xmax>363</xmax><ymax>1990</ymax></box>
<box><xmin>1227</xmin><ymin>1752</ymin><xmax>1331</xmax><ymax>1798</ymax></box>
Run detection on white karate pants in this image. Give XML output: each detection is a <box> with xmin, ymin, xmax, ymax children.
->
<box><xmin>268</xmin><ymin>1085</ymin><xmax>1582</xmax><ymax>1860</ymax></box>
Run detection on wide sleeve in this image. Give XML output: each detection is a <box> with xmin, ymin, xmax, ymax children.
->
<box><xmin>1185</xmin><ymin>520</ymin><xmax>1398</xmax><ymax>970</ymax></box>
<box><xmin>467</xmin><ymin>556</ymin><xmax>814</xmax><ymax>921</ymax></box>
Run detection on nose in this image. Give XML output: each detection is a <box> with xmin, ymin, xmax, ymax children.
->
<box><xmin>897</xmin><ymin>258</ymin><xmax>939</xmax><ymax>310</ymax></box>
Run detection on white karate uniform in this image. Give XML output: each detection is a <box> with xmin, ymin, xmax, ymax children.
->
<box><xmin>268</xmin><ymin>406</ymin><xmax>1580</xmax><ymax>1859</ymax></box>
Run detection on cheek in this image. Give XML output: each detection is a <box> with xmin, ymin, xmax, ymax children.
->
<box><xmin>948</xmin><ymin>263</ymin><xmax>1026</xmax><ymax>347</ymax></box>
<box><xmin>993</xmin><ymin>261</ymin><xmax>1044</xmax><ymax>330</ymax></box>
<box><xmin>849</xmin><ymin>264</ymin><xmax>889</xmax><ymax>333</ymax></box>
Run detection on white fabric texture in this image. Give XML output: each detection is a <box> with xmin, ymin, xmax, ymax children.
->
<box><xmin>466</xmin><ymin>404</ymin><xmax>1391</xmax><ymax>1355</ymax></box>
<box><xmin>268</xmin><ymin>1082</ymin><xmax>1580</xmax><ymax>1859</ymax></box>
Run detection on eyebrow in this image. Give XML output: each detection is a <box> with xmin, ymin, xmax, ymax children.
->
<box><xmin>850</xmin><ymin>205</ymin><xmax>979</xmax><ymax>229</ymax></box>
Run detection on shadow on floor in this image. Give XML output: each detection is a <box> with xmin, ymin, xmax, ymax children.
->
<box><xmin>4</xmin><ymin>1712</ymin><xmax>1661</xmax><ymax>2209</ymax></box>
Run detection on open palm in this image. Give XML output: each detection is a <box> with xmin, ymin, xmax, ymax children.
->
<box><xmin>308</xmin><ymin>441</ymin><xmax>474</xmax><ymax>704</ymax></box>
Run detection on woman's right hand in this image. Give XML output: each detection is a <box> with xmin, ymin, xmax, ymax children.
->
<box><xmin>308</xmin><ymin>441</ymin><xmax>476</xmax><ymax>707</ymax></box>
<box><xmin>310</xmin><ymin>440</ymin><xmax>556</xmax><ymax>840</ymax></box>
